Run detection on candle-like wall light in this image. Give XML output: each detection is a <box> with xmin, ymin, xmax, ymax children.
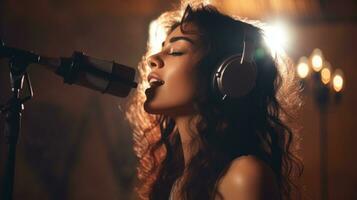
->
<box><xmin>297</xmin><ymin>56</ymin><xmax>310</xmax><ymax>79</ymax></box>
<box><xmin>296</xmin><ymin>49</ymin><xmax>344</xmax><ymax>104</ymax></box>
<box><xmin>332</xmin><ymin>69</ymin><xmax>344</xmax><ymax>93</ymax></box>
<box><xmin>311</xmin><ymin>48</ymin><xmax>324</xmax><ymax>72</ymax></box>
<box><xmin>320</xmin><ymin>61</ymin><xmax>331</xmax><ymax>85</ymax></box>
<box><xmin>296</xmin><ymin>48</ymin><xmax>345</xmax><ymax>200</ymax></box>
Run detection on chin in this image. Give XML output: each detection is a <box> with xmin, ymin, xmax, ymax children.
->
<box><xmin>143</xmin><ymin>100</ymin><xmax>165</xmax><ymax>114</ymax></box>
<box><xmin>143</xmin><ymin>101</ymin><xmax>174</xmax><ymax>115</ymax></box>
<box><xmin>143</xmin><ymin>100</ymin><xmax>196</xmax><ymax>117</ymax></box>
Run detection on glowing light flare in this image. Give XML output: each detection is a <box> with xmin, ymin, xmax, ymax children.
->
<box><xmin>332</xmin><ymin>69</ymin><xmax>344</xmax><ymax>92</ymax></box>
<box><xmin>264</xmin><ymin>21</ymin><xmax>289</xmax><ymax>54</ymax></box>
<box><xmin>296</xmin><ymin>57</ymin><xmax>309</xmax><ymax>79</ymax></box>
<box><xmin>311</xmin><ymin>48</ymin><xmax>323</xmax><ymax>72</ymax></box>
<box><xmin>148</xmin><ymin>20</ymin><xmax>167</xmax><ymax>55</ymax></box>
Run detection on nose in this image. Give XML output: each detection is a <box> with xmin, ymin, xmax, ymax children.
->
<box><xmin>146</xmin><ymin>53</ymin><xmax>164</xmax><ymax>69</ymax></box>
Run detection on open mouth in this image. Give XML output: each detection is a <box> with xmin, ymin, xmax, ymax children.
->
<box><xmin>149</xmin><ymin>79</ymin><xmax>165</xmax><ymax>88</ymax></box>
<box><xmin>145</xmin><ymin>80</ymin><xmax>164</xmax><ymax>97</ymax></box>
<box><xmin>145</xmin><ymin>87</ymin><xmax>157</xmax><ymax>97</ymax></box>
<box><xmin>145</xmin><ymin>74</ymin><xmax>165</xmax><ymax>98</ymax></box>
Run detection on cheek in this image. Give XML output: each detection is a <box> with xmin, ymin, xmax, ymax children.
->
<box><xmin>162</xmin><ymin>67</ymin><xmax>197</xmax><ymax>103</ymax></box>
<box><xmin>144</xmin><ymin>65</ymin><xmax>198</xmax><ymax>114</ymax></box>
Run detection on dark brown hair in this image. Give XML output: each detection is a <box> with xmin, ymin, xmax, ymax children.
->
<box><xmin>126</xmin><ymin>4</ymin><xmax>303</xmax><ymax>200</ymax></box>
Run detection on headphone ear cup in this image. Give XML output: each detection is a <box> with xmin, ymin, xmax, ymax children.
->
<box><xmin>212</xmin><ymin>54</ymin><xmax>257</xmax><ymax>100</ymax></box>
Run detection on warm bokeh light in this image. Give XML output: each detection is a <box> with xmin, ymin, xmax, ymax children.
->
<box><xmin>321</xmin><ymin>68</ymin><xmax>331</xmax><ymax>84</ymax></box>
<box><xmin>320</xmin><ymin>62</ymin><xmax>331</xmax><ymax>84</ymax></box>
<box><xmin>333</xmin><ymin>69</ymin><xmax>344</xmax><ymax>92</ymax></box>
<box><xmin>296</xmin><ymin>57</ymin><xmax>310</xmax><ymax>79</ymax></box>
<box><xmin>311</xmin><ymin>48</ymin><xmax>323</xmax><ymax>72</ymax></box>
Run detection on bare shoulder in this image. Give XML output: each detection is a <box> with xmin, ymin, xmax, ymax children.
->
<box><xmin>216</xmin><ymin>155</ymin><xmax>280</xmax><ymax>200</ymax></box>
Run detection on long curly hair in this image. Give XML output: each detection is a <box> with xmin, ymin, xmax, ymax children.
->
<box><xmin>125</xmin><ymin>4</ymin><xmax>303</xmax><ymax>200</ymax></box>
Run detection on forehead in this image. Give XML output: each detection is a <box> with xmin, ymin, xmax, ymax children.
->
<box><xmin>165</xmin><ymin>23</ymin><xmax>200</xmax><ymax>43</ymax></box>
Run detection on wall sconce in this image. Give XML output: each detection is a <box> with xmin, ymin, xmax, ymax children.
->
<box><xmin>295</xmin><ymin>48</ymin><xmax>345</xmax><ymax>200</ymax></box>
<box><xmin>296</xmin><ymin>48</ymin><xmax>344</xmax><ymax>105</ymax></box>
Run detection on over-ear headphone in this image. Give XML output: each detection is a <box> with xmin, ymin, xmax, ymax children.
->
<box><xmin>211</xmin><ymin>31</ymin><xmax>257</xmax><ymax>101</ymax></box>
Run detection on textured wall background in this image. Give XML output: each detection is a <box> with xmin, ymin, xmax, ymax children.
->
<box><xmin>0</xmin><ymin>0</ymin><xmax>356</xmax><ymax>199</ymax></box>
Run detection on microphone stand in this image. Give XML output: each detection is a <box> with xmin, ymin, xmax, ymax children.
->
<box><xmin>0</xmin><ymin>41</ymin><xmax>35</xmax><ymax>200</ymax></box>
<box><xmin>0</xmin><ymin>40</ymin><xmax>137</xmax><ymax>200</ymax></box>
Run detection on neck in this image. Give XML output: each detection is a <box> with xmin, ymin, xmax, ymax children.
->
<box><xmin>174</xmin><ymin>114</ymin><xmax>200</xmax><ymax>167</ymax></box>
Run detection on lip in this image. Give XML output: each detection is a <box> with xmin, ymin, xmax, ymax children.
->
<box><xmin>147</xmin><ymin>73</ymin><xmax>164</xmax><ymax>84</ymax></box>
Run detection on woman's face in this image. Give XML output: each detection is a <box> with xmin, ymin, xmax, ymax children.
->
<box><xmin>144</xmin><ymin>23</ymin><xmax>204</xmax><ymax>117</ymax></box>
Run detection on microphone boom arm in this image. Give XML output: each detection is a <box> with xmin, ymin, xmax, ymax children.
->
<box><xmin>0</xmin><ymin>40</ymin><xmax>137</xmax><ymax>200</ymax></box>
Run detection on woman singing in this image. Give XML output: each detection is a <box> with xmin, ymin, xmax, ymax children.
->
<box><xmin>126</xmin><ymin>4</ymin><xmax>303</xmax><ymax>200</ymax></box>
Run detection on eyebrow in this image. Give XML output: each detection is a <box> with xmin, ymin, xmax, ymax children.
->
<box><xmin>161</xmin><ymin>36</ymin><xmax>195</xmax><ymax>47</ymax></box>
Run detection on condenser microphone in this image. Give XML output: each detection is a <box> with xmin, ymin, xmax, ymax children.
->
<box><xmin>0</xmin><ymin>42</ymin><xmax>137</xmax><ymax>97</ymax></box>
<box><xmin>39</xmin><ymin>51</ymin><xmax>138</xmax><ymax>97</ymax></box>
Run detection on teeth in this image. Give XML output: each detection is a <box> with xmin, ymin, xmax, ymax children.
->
<box><xmin>149</xmin><ymin>78</ymin><xmax>161</xmax><ymax>84</ymax></box>
<box><xmin>149</xmin><ymin>78</ymin><xmax>164</xmax><ymax>86</ymax></box>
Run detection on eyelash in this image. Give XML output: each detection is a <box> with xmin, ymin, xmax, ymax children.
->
<box><xmin>167</xmin><ymin>47</ymin><xmax>184</xmax><ymax>56</ymax></box>
<box><xmin>169</xmin><ymin>51</ymin><xmax>184</xmax><ymax>56</ymax></box>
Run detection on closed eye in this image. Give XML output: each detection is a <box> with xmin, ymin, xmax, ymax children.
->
<box><xmin>169</xmin><ymin>51</ymin><xmax>184</xmax><ymax>56</ymax></box>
